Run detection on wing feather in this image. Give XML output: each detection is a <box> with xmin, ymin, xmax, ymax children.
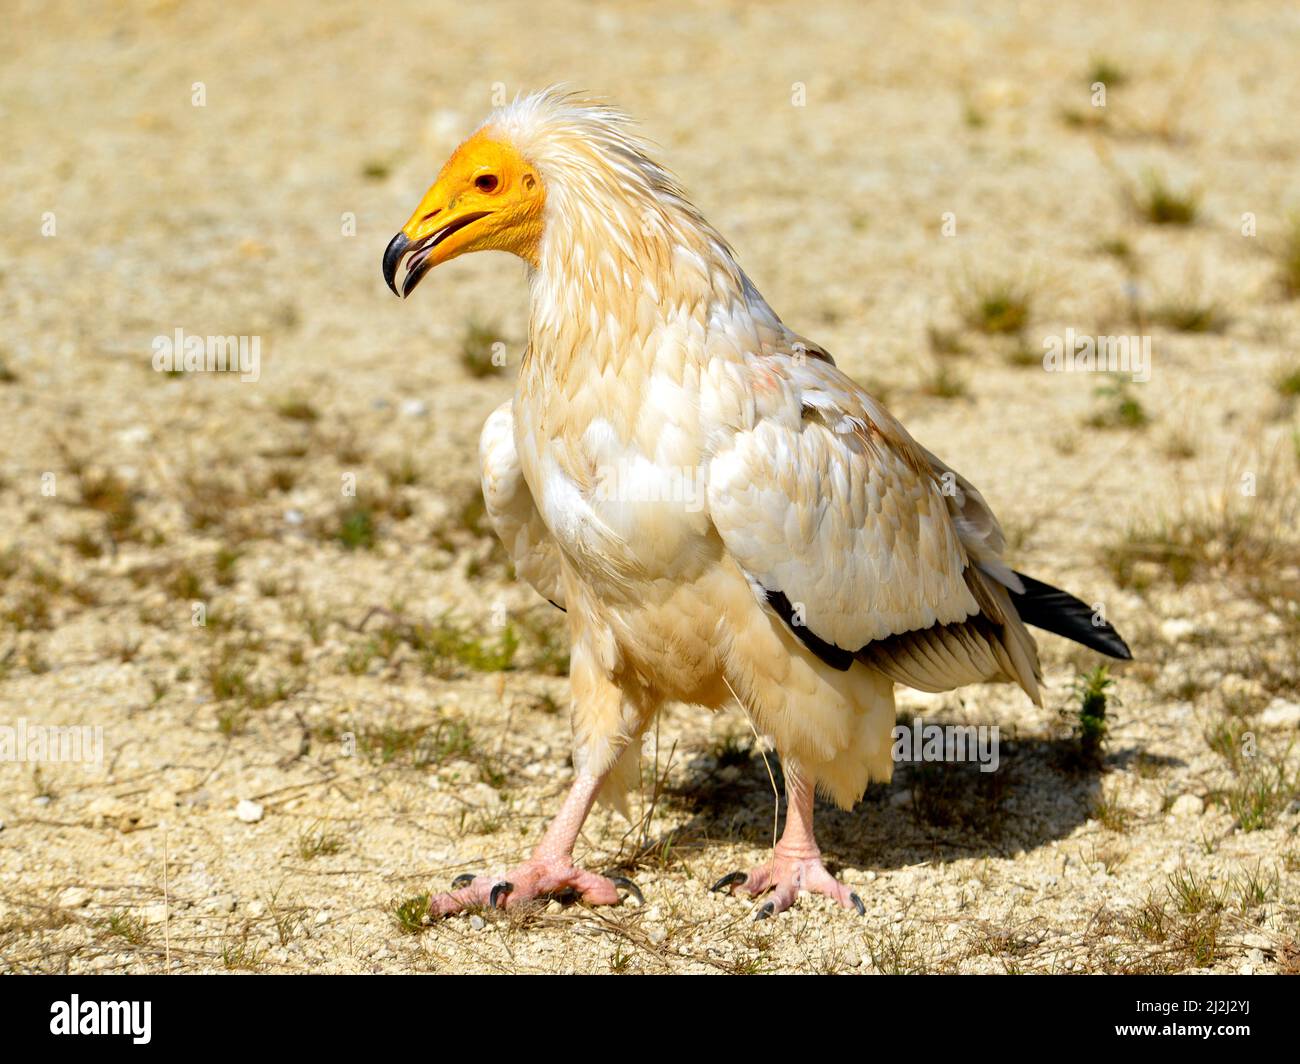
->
<box><xmin>479</xmin><ymin>401</ymin><xmax>565</xmax><ymax>609</ymax></box>
<box><xmin>708</xmin><ymin>357</ymin><xmax>1041</xmax><ymax>703</ymax></box>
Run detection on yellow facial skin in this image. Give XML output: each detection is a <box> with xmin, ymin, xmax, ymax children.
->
<box><xmin>383</xmin><ymin>133</ymin><xmax>546</xmax><ymax>297</ymax></box>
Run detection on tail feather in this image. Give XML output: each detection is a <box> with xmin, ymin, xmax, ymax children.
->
<box><xmin>1009</xmin><ymin>571</ymin><xmax>1132</xmax><ymax>660</ymax></box>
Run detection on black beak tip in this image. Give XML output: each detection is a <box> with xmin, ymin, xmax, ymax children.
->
<box><xmin>383</xmin><ymin>231</ymin><xmax>410</xmax><ymax>298</ymax></box>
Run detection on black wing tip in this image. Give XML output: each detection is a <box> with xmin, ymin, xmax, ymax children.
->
<box><xmin>1091</xmin><ymin>629</ymin><xmax>1134</xmax><ymax>661</ymax></box>
<box><xmin>1011</xmin><ymin>570</ymin><xmax>1135</xmax><ymax>662</ymax></box>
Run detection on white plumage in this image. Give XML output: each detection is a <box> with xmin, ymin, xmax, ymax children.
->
<box><xmin>384</xmin><ymin>88</ymin><xmax>1129</xmax><ymax>918</ymax></box>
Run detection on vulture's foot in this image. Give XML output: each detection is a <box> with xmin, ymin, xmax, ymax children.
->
<box><xmin>712</xmin><ymin>851</ymin><xmax>864</xmax><ymax>920</ymax></box>
<box><xmin>429</xmin><ymin>859</ymin><xmax>642</xmax><ymax>917</ymax></box>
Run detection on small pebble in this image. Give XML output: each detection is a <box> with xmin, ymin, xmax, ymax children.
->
<box><xmin>469</xmin><ymin>914</ymin><xmax>486</xmax><ymax>930</ymax></box>
<box><xmin>235</xmin><ymin>799</ymin><xmax>264</xmax><ymax>823</ymax></box>
<box><xmin>59</xmin><ymin>887</ymin><xmax>91</xmax><ymax>909</ymax></box>
<box><xmin>1260</xmin><ymin>699</ymin><xmax>1300</xmax><ymax>728</ymax></box>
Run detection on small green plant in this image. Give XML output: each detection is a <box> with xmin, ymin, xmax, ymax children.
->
<box><xmin>1273</xmin><ymin>360</ymin><xmax>1300</xmax><ymax>398</ymax></box>
<box><xmin>1059</xmin><ymin>105</ymin><xmax>1108</xmax><ymax>131</ymax></box>
<box><xmin>862</xmin><ymin>924</ymin><xmax>929</xmax><ymax>975</ymax></box>
<box><xmin>67</xmin><ymin>530</ymin><xmax>104</xmax><ymax>559</ymax></box>
<box><xmin>1204</xmin><ymin>716</ymin><xmax>1249</xmax><ymax>771</ymax></box>
<box><xmin>608</xmin><ymin>942</ymin><xmax>634</xmax><ymax>974</ymax></box>
<box><xmin>1151</xmin><ymin>293</ymin><xmax>1228</xmax><ymax>334</ymax></box>
<box><xmin>392</xmin><ymin>893</ymin><xmax>432</xmax><ymax>934</ymax></box>
<box><xmin>78</xmin><ymin>468</ymin><xmax>141</xmax><ymax>543</ymax></box>
<box><xmin>1131</xmin><ymin>170</ymin><xmax>1198</xmax><ymax>226</ymax></box>
<box><xmin>1225</xmin><ymin>764</ymin><xmax>1293</xmax><ymax>832</ymax></box>
<box><xmin>1277</xmin><ymin>214</ymin><xmax>1300</xmax><ymax>298</ymax></box>
<box><xmin>460</xmin><ymin>319</ymin><xmax>506</xmax><ymax>378</ymax></box>
<box><xmin>926</xmin><ymin>324</ymin><xmax>968</xmax><ymax>358</ymax></box>
<box><xmin>220</xmin><ymin>932</ymin><xmax>265</xmax><ymax>971</ymax></box>
<box><xmin>919</xmin><ymin>360</ymin><xmax>970</xmax><ymax>400</ymax></box>
<box><xmin>1087</xmin><ymin>57</ymin><xmax>1127</xmax><ymax>87</ymax></box>
<box><xmin>1176</xmin><ymin>913</ymin><xmax>1223</xmax><ymax>967</ymax></box>
<box><xmin>1087</xmin><ymin>379</ymin><xmax>1149</xmax><ymax>430</ymax></box>
<box><xmin>959</xmin><ymin>277</ymin><xmax>1033</xmax><ymax>335</ymax></box>
<box><xmin>1127</xmin><ymin>893</ymin><xmax>1170</xmax><ymax>943</ymax></box>
<box><xmin>101</xmin><ymin>910</ymin><xmax>151</xmax><ymax>946</ymax></box>
<box><xmin>415</xmin><ymin>616</ymin><xmax>519</xmax><ymax>677</ymax></box>
<box><xmin>1091</xmin><ymin>790</ymin><xmax>1131</xmax><ymax>832</ymax></box>
<box><xmin>1231</xmin><ymin>861</ymin><xmax>1279</xmax><ymax>914</ymax></box>
<box><xmin>296</xmin><ymin>822</ymin><xmax>344</xmax><ymax>860</ymax></box>
<box><xmin>1097</xmin><ymin>236</ymin><xmax>1134</xmax><ymax>263</ymax></box>
<box><xmin>214</xmin><ymin>547</ymin><xmax>242</xmax><ymax>586</ymax></box>
<box><xmin>1070</xmin><ymin>666</ymin><xmax>1114</xmax><ymax>765</ymax></box>
<box><xmin>1166</xmin><ymin>865</ymin><xmax>1226</xmax><ymax>915</ymax></box>
<box><xmin>276</xmin><ymin>397</ymin><xmax>319</xmax><ymax>423</ymax></box>
<box><xmin>335</xmin><ymin>506</ymin><xmax>377</xmax><ymax>550</ymax></box>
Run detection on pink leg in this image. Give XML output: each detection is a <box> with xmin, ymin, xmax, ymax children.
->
<box><xmin>712</xmin><ymin>769</ymin><xmax>864</xmax><ymax>919</ymax></box>
<box><xmin>428</xmin><ymin>771</ymin><xmax>640</xmax><ymax>917</ymax></box>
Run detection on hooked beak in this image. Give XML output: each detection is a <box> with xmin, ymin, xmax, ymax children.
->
<box><xmin>382</xmin><ymin>232</ymin><xmax>409</xmax><ymax>297</ymax></box>
<box><xmin>382</xmin><ymin>210</ymin><xmax>491</xmax><ymax>298</ymax></box>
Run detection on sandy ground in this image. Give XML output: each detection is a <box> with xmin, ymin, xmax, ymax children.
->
<box><xmin>2</xmin><ymin>0</ymin><xmax>1299</xmax><ymax>974</ymax></box>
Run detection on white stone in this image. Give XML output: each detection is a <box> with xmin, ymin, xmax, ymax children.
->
<box><xmin>1170</xmin><ymin>794</ymin><xmax>1204</xmax><ymax>818</ymax></box>
<box><xmin>1160</xmin><ymin>618</ymin><xmax>1196</xmax><ymax>641</ymax></box>
<box><xmin>1260</xmin><ymin>699</ymin><xmax>1300</xmax><ymax>729</ymax></box>
<box><xmin>59</xmin><ymin>887</ymin><xmax>90</xmax><ymax>909</ymax></box>
<box><xmin>235</xmin><ymin>799</ymin><xmax>264</xmax><ymax>823</ymax></box>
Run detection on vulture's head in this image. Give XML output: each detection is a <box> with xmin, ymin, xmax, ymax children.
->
<box><xmin>382</xmin><ymin>128</ymin><xmax>547</xmax><ymax>296</ymax></box>
<box><xmin>383</xmin><ymin>88</ymin><xmax>731</xmax><ymax>299</ymax></box>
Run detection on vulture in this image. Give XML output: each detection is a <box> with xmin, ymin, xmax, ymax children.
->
<box><xmin>383</xmin><ymin>89</ymin><xmax>1130</xmax><ymax>919</ymax></box>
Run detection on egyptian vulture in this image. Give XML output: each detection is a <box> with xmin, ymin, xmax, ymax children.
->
<box><xmin>383</xmin><ymin>89</ymin><xmax>1130</xmax><ymax>919</ymax></box>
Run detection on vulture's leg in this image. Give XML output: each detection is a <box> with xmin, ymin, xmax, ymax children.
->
<box><xmin>428</xmin><ymin>769</ymin><xmax>639</xmax><ymax>917</ymax></box>
<box><xmin>712</xmin><ymin>769</ymin><xmax>864</xmax><ymax>919</ymax></box>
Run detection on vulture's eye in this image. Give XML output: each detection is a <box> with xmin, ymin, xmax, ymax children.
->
<box><xmin>475</xmin><ymin>174</ymin><xmax>499</xmax><ymax>193</ymax></box>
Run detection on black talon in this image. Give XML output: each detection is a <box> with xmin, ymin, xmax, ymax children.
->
<box><xmin>754</xmin><ymin>901</ymin><xmax>775</xmax><ymax>921</ymax></box>
<box><xmin>488</xmin><ymin>881</ymin><xmax>513</xmax><ymax>909</ymax></box>
<box><xmin>450</xmin><ymin>873</ymin><xmax>475</xmax><ymax>890</ymax></box>
<box><xmin>607</xmin><ymin>875</ymin><xmax>644</xmax><ymax>906</ymax></box>
<box><xmin>849</xmin><ymin>893</ymin><xmax>865</xmax><ymax>916</ymax></box>
<box><xmin>710</xmin><ymin>871</ymin><xmax>748</xmax><ymax>894</ymax></box>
